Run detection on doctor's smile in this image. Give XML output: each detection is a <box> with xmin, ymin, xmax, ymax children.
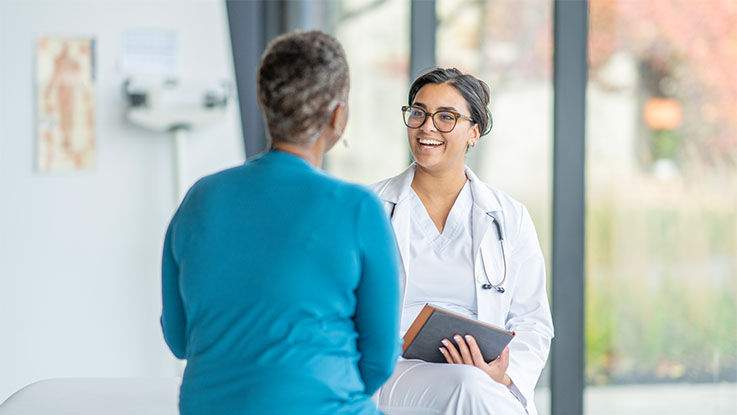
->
<box><xmin>416</xmin><ymin>136</ymin><xmax>445</xmax><ymax>149</ymax></box>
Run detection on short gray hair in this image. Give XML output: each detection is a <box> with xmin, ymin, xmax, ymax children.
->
<box><xmin>257</xmin><ymin>30</ymin><xmax>349</xmax><ymax>145</ymax></box>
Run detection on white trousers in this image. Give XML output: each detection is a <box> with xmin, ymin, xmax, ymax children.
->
<box><xmin>375</xmin><ymin>360</ymin><xmax>527</xmax><ymax>415</ymax></box>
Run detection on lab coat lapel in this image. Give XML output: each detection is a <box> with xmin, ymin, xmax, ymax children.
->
<box><xmin>472</xmin><ymin>205</ymin><xmax>493</xmax><ymax>270</ymax></box>
<box><xmin>391</xmin><ymin>199</ymin><xmax>411</xmax><ymax>284</ymax></box>
<box><xmin>372</xmin><ymin>164</ymin><xmax>416</xmax><ymax>298</ymax></box>
<box><xmin>466</xmin><ymin>167</ymin><xmax>502</xmax><ymax>284</ymax></box>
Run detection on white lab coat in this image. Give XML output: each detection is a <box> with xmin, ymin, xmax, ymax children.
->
<box><xmin>371</xmin><ymin>164</ymin><xmax>554</xmax><ymax>415</ymax></box>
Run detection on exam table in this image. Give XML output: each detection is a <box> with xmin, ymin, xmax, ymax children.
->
<box><xmin>0</xmin><ymin>377</ymin><xmax>180</xmax><ymax>414</ymax></box>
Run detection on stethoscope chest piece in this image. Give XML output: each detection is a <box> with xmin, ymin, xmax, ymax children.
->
<box><xmin>482</xmin><ymin>283</ymin><xmax>505</xmax><ymax>293</ymax></box>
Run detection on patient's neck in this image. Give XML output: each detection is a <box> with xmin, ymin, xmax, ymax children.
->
<box><xmin>271</xmin><ymin>140</ymin><xmax>324</xmax><ymax>167</ymax></box>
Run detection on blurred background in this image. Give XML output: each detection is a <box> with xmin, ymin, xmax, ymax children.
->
<box><xmin>1</xmin><ymin>1</ymin><xmax>735</xmax><ymax>414</ymax></box>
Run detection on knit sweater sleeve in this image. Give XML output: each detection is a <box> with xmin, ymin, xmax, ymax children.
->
<box><xmin>160</xmin><ymin>218</ymin><xmax>187</xmax><ymax>359</ymax></box>
<box><xmin>353</xmin><ymin>192</ymin><xmax>402</xmax><ymax>394</ymax></box>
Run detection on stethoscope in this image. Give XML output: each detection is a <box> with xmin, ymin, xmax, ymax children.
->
<box><xmin>482</xmin><ymin>212</ymin><xmax>507</xmax><ymax>293</ymax></box>
<box><xmin>388</xmin><ymin>204</ymin><xmax>508</xmax><ymax>294</ymax></box>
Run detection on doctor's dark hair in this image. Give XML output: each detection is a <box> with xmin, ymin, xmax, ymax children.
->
<box><xmin>257</xmin><ymin>30</ymin><xmax>349</xmax><ymax>145</ymax></box>
<box><xmin>408</xmin><ymin>68</ymin><xmax>493</xmax><ymax>136</ymax></box>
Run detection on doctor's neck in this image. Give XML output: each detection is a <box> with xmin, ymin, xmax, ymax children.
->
<box><xmin>412</xmin><ymin>164</ymin><xmax>468</xmax><ymax>199</ymax></box>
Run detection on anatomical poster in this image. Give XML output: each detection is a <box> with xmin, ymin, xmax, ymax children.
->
<box><xmin>37</xmin><ymin>37</ymin><xmax>96</xmax><ymax>171</ymax></box>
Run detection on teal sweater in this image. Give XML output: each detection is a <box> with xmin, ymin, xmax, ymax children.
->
<box><xmin>161</xmin><ymin>150</ymin><xmax>401</xmax><ymax>414</ymax></box>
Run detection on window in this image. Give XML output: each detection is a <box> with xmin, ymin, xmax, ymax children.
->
<box><xmin>586</xmin><ymin>1</ymin><xmax>737</xmax><ymax>413</ymax></box>
<box><xmin>325</xmin><ymin>0</ymin><xmax>411</xmax><ymax>185</ymax></box>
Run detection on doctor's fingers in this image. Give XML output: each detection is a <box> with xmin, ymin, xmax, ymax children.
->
<box><xmin>463</xmin><ymin>335</ymin><xmax>488</xmax><ymax>368</ymax></box>
<box><xmin>439</xmin><ymin>346</ymin><xmax>453</xmax><ymax>364</ymax></box>
<box><xmin>452</xmin><ymin>334</ymin><xmax>474</xmax><ymax>365</ymax></box>
<box><xmin>441</xmin><ymin>338</ymin><xmax>463</xmax><ymax>364</ymax></box>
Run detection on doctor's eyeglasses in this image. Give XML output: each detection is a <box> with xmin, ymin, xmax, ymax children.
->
<box><xmin>401</xmin><ymin>105</ymin><xmax>475</xmax><ymax>133</ymax></box>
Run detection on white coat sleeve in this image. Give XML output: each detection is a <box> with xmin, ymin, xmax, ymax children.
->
<box><xmin>504</xmin><ymin>205</ymin><xmax>554</xmax><ymax>406</ymax></box>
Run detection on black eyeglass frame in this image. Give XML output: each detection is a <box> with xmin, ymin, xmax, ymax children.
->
<box><xmin>401</xmin><ymin>105</ymin><xmax>475</xmax><ymax>133</ymax></box>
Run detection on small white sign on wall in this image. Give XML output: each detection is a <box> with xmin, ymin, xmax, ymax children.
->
<box><xmin>120</xmin><ymin>28</ymin><xmax>178</xmax><ymax>75</ymax></box>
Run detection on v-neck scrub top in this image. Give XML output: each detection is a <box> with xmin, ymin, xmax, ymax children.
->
<box><xmin>401</xmin><ymin>180</ymin><xmax>477</xmax><ymax>336</ymax></box>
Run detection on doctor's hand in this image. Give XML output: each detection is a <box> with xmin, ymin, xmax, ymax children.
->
<box><xmin>439</xmin><ymin>334</ymin><xmax>512</xmax><ymax>387</ymax></box>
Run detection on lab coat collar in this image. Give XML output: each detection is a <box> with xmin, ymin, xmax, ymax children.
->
<box><xmin>375</xmin><ymin>162</ymin><xmax>504</xmax><ymax>263</ymax></box>
<box><xmin>464</xmin><ymin>166</ymin><xmax>502</xmax><ymax>214</ymax></box>
<box><xmin>375</xmin><ymin>163</ymin><xmax>416</xmax><ymax>205</ymax></box>
<box><xmin>376</xmin><ymin>163</ymin><xmax>503</xmax><ymax>214</ymax></box>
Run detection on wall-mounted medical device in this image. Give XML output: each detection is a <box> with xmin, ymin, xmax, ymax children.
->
<box><xmin>123</xmin><ymin>77</ymin><xmax>231</xmax><ymax>202</ymax></box>
<box><xmin>123</xmin><ymin>77</ymin><xmax>230</xmax><ymax>132</ymax></box>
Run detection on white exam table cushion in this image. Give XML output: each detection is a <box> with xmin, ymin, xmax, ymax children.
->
<box><xmin>0</xmin><ymin>377</ymin><xmax>180</xmax><ymax>415</ymax></box>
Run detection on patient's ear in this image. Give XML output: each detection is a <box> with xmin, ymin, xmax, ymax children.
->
<box><xmin>323</xmin><ymin>102</ymin><xmax>348</xmax><ymax>152</ymax></box>
<box><xmin>330</xmin><ymin>101</ymin><xmax>348</xmax><ymax>132</ymax></box>
<box><xmin>329</xmin><ymin>102</ymin><xmax>349</xmax><ymax>142</ymax></box>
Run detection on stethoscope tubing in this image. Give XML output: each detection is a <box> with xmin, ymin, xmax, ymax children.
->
<box><xmin>482</xmin><ymin>215</ymin><xmax>507</xmax><ymax>293</ymax></box>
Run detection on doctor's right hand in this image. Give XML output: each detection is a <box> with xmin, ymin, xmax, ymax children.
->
<box><xmin>439</xmin><ymin>334</ymin><xmax>512</xmax><ymax>386</ymax></box>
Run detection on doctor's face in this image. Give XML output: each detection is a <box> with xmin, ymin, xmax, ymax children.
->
<box><xmin>406</xmin><ymin>83</ymin><xmax>480</xmax><ymax>175</ymax></box>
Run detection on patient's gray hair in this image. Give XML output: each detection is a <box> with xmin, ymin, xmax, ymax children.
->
<box><xmin>257</xmin><ymin>30</ymin><xmax>349</xmax><ymax>145</ymax></box>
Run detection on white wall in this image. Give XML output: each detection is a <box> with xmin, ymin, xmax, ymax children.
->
<box><xmin>0</xmin><ymin>0</ymin><xmax>244</xmax><ymax>402</ymax></box>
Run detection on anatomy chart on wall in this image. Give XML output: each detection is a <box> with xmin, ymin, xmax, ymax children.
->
<box><xmin>37</xmin><ymin>37</ymin><xmax>96</xmax><ymax>171</ymax></box>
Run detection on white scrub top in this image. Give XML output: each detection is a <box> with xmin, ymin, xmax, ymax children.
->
<box><xmin>401</xmin><ymin>180</ymin><xmax>477</xmax><ymax>336</ymax></box>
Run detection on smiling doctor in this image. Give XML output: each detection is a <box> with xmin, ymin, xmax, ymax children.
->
<box><xmin>371</xmin><ymin>68</ymin><xmax>554</xmax><ymax>415</ymax></box>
